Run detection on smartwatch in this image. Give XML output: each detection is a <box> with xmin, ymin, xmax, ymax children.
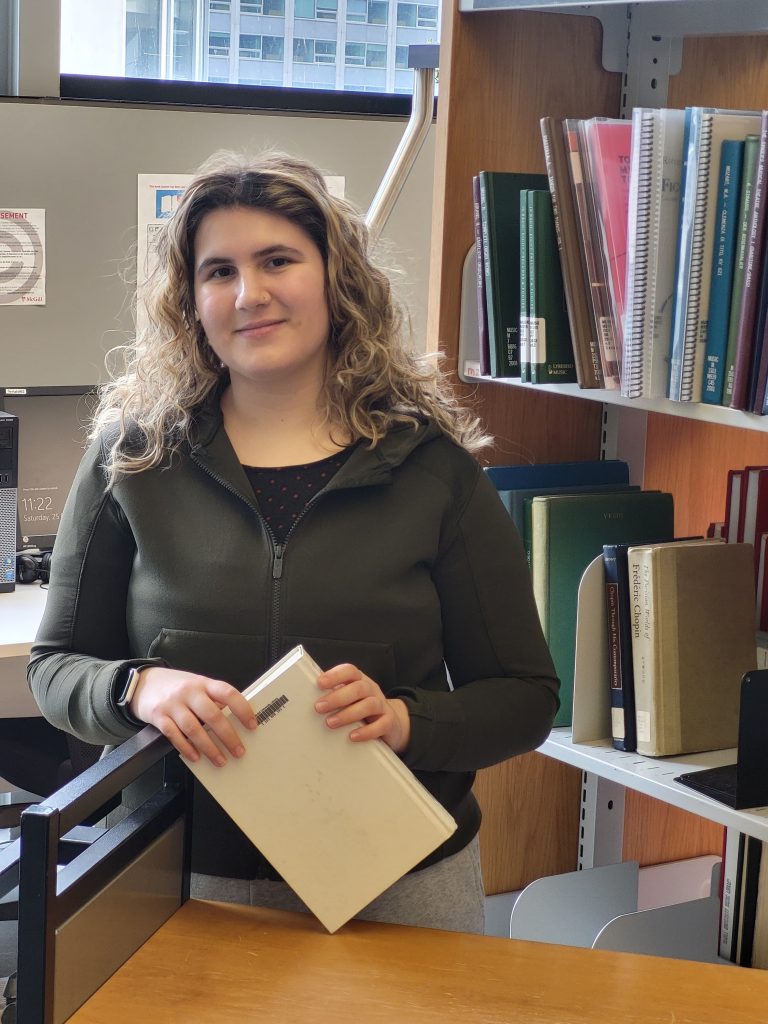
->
<box><xmin>116</xmin><ymin>666</ymin><xmax>142</xmax><ymax>710</ymax></box>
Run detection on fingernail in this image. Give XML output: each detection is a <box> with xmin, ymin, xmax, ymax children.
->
<box><xmin>215</xmin><ymin>756</ymin><xmax>225</xmax><ymax>767</ymax></box>
<box><xmin>234</xmin><ymin>746</ymin><xmax>245</xmax><ymax>758</ymax></box>
<box><xmin>315</xmin><ymin>700</ymin><xmax>329</xmax><ymax>712</ymax></box>
<box><xmin>327</xmin><ymin>714</ymin><xmax>338</xmax><ymax>726</ymax></box>
<box><xmin>247</xmin><ymin>718</ymin><xmax>258</xmax><ymax>729</ymax></box>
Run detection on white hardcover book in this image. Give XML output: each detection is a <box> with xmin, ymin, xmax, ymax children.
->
<box><xmin>183</xmin><ymin>645</ymin><xmax>457</xmax><ymax>933</ymax></box>
<box><xmin>622</xmin><ymin>107</ymin><xmax>686</xmax><ymax>399</ymax></box>
<box><xmin>669</xmin><ymin>108</ymin><xmax>760</xmax><ymax>402</ymax></box>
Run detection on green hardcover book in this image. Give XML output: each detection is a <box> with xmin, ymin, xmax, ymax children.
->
<box><xmin>519</xmin><ymin>189</ymin><xmax>531</xmax><ymax>383</ymax></box>
<box><xmin>478</xmin><ymin>170</ymin><xmax>549</xmax><ymax>378</ymax></box>
<box><xmin>528</xmin><ymin>188</ymin><xmax>578</xmax><ymax>384</ymax></box>
<box><xmin>531</xmin><ymin>489</ymin><xmax>675</xmax><ymax>728</ymax></box>
<box><xmin>723</xmin><ymin>133</ymin><xmax>761</xmax><ymax>404</ymax></box>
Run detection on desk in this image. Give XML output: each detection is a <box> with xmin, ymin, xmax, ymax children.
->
<box><xmin>69</xmin><ymin>899</ymin><xmax>768</xmax><ymax>1024</ymax></box>
<box><xmin>0</xmin><ymin>583</ymin><xmax>46</xmax><ymax>716</ymax></box>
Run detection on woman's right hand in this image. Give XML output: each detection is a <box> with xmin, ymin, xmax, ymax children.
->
<box><xmin>129</xmin><ymin>666</ymin><xmax>258</xmax><ymax>766</ymax></box>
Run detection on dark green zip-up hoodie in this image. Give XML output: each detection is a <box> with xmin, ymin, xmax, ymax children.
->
<box><xmin>28</xmin><ymin>405</ymin><xmax>559</xmax><ymax>878</ymax></box>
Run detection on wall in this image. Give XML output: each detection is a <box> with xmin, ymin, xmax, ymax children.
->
<box><xmin>0</xmin><ymin>97</ymin><xmax>435</xmax><ymax>385</ymax></box>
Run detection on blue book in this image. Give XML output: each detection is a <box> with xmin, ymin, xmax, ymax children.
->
<box><xmin>484</xmin><ymin>459</ymin><xmax>629</xmax><ymax>492</ymax></box>
<box><xmin>702</xmin><ymin>139</ymin><xmax>745</xmax><ymax>404</ymax></box>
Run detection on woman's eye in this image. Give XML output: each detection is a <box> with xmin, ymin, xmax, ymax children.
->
<box><xmin>268</xmin><ymin>256</ymin><xmax>291</xmax><ymax>269</ymax></box>
<box><xmin>211</xmin><ymin>266</ymin><xmax>234</xmax><ymax>279</ymax></box>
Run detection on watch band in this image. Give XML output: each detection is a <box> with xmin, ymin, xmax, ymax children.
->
<box><xmin>116</xmin><ymin>666</ymin><xmax>142</xmax><ymax>709</ymax></box>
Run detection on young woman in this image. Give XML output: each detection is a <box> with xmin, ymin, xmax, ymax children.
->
<box><xmin>28</xmin><ymin>151</ymin><xmax>559</xmax><ymax>933</ymax></box>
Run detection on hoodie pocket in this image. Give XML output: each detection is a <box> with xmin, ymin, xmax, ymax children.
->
<box><xmin>147</xmin><ymin>628</ymin><xmax>266</xmax><ymax>690</ymax></box>
<box><xmin>283</xmin><ymin>635</ymin><xmax>398</xmax><ymax>693</ymax></box>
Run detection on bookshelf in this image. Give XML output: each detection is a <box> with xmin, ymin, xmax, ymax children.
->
<box><xmin>427</xmin><ymin>2</ymin><xmax>768</xmax><ymax>898</ymax></box>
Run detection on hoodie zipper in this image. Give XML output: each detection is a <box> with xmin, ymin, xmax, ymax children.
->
<box><xmin>191</xmin><ymin>448</ymin><xmax>324</xmax><ymax>663</ymax></box>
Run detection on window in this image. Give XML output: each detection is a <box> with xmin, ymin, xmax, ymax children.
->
<box><xmin>208</xmin><ymin>32</ymin><xmax>230</xmax><ymax>57</ymax></box>
<box><xmin>396</xmin><ymin>3</ymin><xmax>438</xmax><ymax>28</ymax></box>
<box><xmin>294</xmin><ymin>38</ymin><xmax>334</xmax><ymax>64</ymax></box>
<box><xmin>347</xmin><ymin>0</ymin><xmax>387</xmax><ymax>24</ymax></box>
<box><xmin>345</xmin><ymin>42</ymin><xmax>386</xmax><ymax>68</ymax></box>
<box><xmin>296</xmin><ymin>0</ymin><xmax>337</xmax><ymax>20</ymax></box>
<box><xmin>395</xmin><ymin>45</ymin><xmax>409</xmax><ymax>70</ymax></box>
<box><xmin>60</xmin><ymin>0</ymin><xmax>429</xmax><ymax>111</ymax></box>
<box><xmin>241</xmin><ymin>0</ymin><xmax>285</xmax><ymax>14</ymax></box>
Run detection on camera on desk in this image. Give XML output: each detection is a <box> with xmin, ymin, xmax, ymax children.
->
<box><xmin>16</xmin><ymin>548</ymin><xmax>52</xmax><ymax>584</ymax></box>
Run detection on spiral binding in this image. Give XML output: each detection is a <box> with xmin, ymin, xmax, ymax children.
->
<box><xmin>680</xmin><ymin>112</ymin><xmax>713</xmax><ymax>401</ymax></box>
<box><xmin>624</xmin><ymin>109</ymin><xmax>655</xmax><ymax>399</ymax></box>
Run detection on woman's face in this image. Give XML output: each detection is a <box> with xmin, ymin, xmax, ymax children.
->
<box><xmin>193</xmin><ymin>204</ymin><xmax>331</xmax><ymax>392</ymax></box>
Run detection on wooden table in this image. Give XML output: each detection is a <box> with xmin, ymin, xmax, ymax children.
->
<box><xmin>69</xmin><ymin>898</ymin><xmax>768</xmax><ymax>1024</ymax></box>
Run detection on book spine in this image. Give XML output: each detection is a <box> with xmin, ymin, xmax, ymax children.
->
<box><xmin>622</xmin><ymin>109</ymin><xmax>655</xmax><ymax>399</ymax></box>
<box><xmin>530</xmin><ymin>499</ymin><xmax>550</xmax><ymax>641</ymax></box>
<box><xmin>519</xmin><ymin>189</ymin><xmax>530</xmax><ymax>383</ymax></box>
<box><xmin>527</xmin><ymin>191</ymin><xmax>539</xmax><ymax>383</ymax></box>
<box><xmin>703</xmin><ymin>140</ymin><xmax>745</xmax><ymax>404</ymax></box>
<box><xmin>673</xmin><ymin>109</ymin><xmax>714</xmax><ymax>402</ymax></box>
<box><xmin>529</xmin><ymin>188</ymin><xmax>577</xmax><ymax>384</ymax></box>
<box><xmin>723</xmin><ymin>134</ymin><xmax>761</xmax><ymax>404</ymax></box>
<box><xmin>603</xmin><ymin>545</ymin><xmax>637</xmax><ymax>751</ymax></box>
<box><xmin>719</xmin><ymin>826</ymin><xmax>741</xmax><ymax>960</ymax></box>
<box><xmin>631</xmin><ymin>546</ymin><xmax>669</xmax><ymax>756</ymax></box>
<box><xmin>566</xmin><ymin>118</ymin><xmax>620</xmax><ymax>389</ymax></box>
<box><xmin>731</xmin><ymin>111</ymin><xmax>768</xmax><ymax>409</ymax></box>
<box><xmin>540</xmin><ymin>115</ymin><xmax>600</xmax><ymax>388</ymax></box>
<box><xmin>471</xmin><ymin>175</ymin><xmax>491</xmax><ymax>377</ymax></box>
<box><xmin>747</xmin><ymin>226</ymin><xmax>768</xmax><ymax>411</ymax></box>
<box><xmin>478</xmin><ymin>173</ymin><xmax>500</xmax><ymax>377</ymax></box>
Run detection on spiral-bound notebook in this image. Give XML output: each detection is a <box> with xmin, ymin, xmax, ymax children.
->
<box><xmin>622</xmin><ymin>107</ymin><xmax>686</xmax><ymax>399</ymax></box>
<box><xmin>668</xmin><ymin>107</ymin><xmax>760</xmax><ymax>402</ymax></box>
<box><xmin>183</xmin><ymin>646</ymin><xmax>457</xmax><ymax>933</ymax></box>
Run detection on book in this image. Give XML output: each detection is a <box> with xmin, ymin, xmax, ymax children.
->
<box><xmin>720</xmin><ymin>826</ymin><xmax>743</xmax><ymax>961</ymax></box>
<box><xmin>603</xmin><ymin>532</ymin><xmax>680</xmax><ymax>753</ymax></box>
<box><xmin>738</xmin><ymin>464</ymin><xmax>768</xmax><ymax>574</ymax></box>
<box><xmin>478</xmin><ymin>170</ymin><xmax>549</xmax><ymax>378</ymax></box>
<box><xmin>629</xmin><ymin>540</ymin><xmax>757</xmax><ymax>756</ymax></box>
<box><xmin>540</xmin><ymin>115</ymin><xmax>603</xmax><ymax>388</ymax></box>
<box><xmin>738</xmin><ymin>835</ymin><xmax>763</xmax><ymax>966</ymax></box>
<box><xmin>725</xmin><ymin>468</ymin><xmax>745</xmax><ymax>544</ymax></box>
<box><xmin>183</xmin><ymin>645</ymin><xmax>457</xmax><ymax>933</ymax></box>
<box><xmin>564</xmin><ymin>118</ymin><xmax>620</xmax><ymax>389</ymax></box>
<box><xmin>527</xmin><ymin>188</ymin><xmax>577</xmax><ymax>384</ymax></box>
<box><xmin>471</xmin><ymin>175</ymin><xmax>491</xmax><ymax>377</ymax></box>
<box><xmin>622</xmin><ymin>107</ymin><xmax>686</xmax><ymax>400</ymax></box>
<box><xmin>530</xmin><ymin>489</ymin><xmax>674</xmax><ymax>728</ymax></box>
<box><xmin>484</xmin><ymin>458</ymin><xmax>630</xmax><ymax>493</ymax></box>
<box><xmin>582</xmin><ymin>117</ymin><xmax>633</xmax><ymax>374</ymax></box>
<box><xmin>669</xmin><ymin>108</ymin><xmax>761</xmax><ymax>403</ymax></box>
<box><xmin>750</xmin><ymin>837</ymin><xmax>768</xmax><ymax>968</ymax></box>
<box><xmin>702</xmin><ymin>139</ymin><xmax>745</xmax><ymax>404</ymax></box>
<box><xmin>519</xmin><ymin>188</ymin><xmax>531</xmax><ymax>383</ymax></box>
<box><xmin>500</xmin><ymin>481</ymin><xmax>638</xmax><ymax>540</ymax></box>
<box><xmin>730</xmin><ymin>111</ymin><xmax>768</xmax><ymax>410</ymax></box>
<box><xmin>757</xmin><ymin>533</ymin><xmax>768</xmax><ymax>631</ymax></box>
<box><xmin>723</xmin><ymin>134</ymin><xmax>761</xmax><ymax>405</ymax></box>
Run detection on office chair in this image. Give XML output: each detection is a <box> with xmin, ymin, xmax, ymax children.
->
<box><xmin>16</xmin><ymin>725</ymin><xmax>190</xmax><ymax>1024</ymax></box>
<box><xmin>0</xmin><ymin>719</ymin><xmax>102</xmax><ymax>829</ymax></box>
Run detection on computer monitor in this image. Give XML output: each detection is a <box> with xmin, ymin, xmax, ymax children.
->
<box><xmin>0</xmin><ymin>386</ymin><xmax>96</xmax><ymax>552</ymax></box>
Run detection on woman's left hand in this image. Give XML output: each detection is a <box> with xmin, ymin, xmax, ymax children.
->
<box><xmin>314</xmin><ymin>664</ymin><xmax>411</xmax><ymax>754</ymax></box>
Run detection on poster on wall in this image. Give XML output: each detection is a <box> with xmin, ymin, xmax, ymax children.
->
<box><xmin>0</xmin><ymin>208</ymin><xmax>46</xmax><ymax>306</ymax></box>
<box><xmin>137</xmin><ymin>174</ymin><xmax>194</xmax><ymax>330</ymax></box>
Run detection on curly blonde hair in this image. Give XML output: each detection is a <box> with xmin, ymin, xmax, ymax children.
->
<box><xmin>93</xmin><ymin>150</ymin><xmax>489</xmax><ymax>481</ymax></box>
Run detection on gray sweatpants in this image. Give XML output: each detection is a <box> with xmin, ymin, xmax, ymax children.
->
<box><xmin>191</xmin><ymin>835</ymin><xmax>485</xmax><ymax>934</ymax></box>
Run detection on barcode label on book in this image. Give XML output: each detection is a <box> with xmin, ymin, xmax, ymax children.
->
<box><xmin>255</xmin><ymin>693</ymin><xmax>289</xmax><ymax>726</ymax></box>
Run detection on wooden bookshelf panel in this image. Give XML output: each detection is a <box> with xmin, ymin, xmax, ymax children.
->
<box><xmin>643</xmin><ymin>415</ymin><xmax>768</xmax><ymax>536</ymax></box>
<box><xmin>475</xmin><ymin>752</ymin><xmax>582</xmax><ymax>895</ymax></box>
<box><xmin>622</xmin><ymin>790</ymin><xmax>723</xmax><ymax>866</ymax></box>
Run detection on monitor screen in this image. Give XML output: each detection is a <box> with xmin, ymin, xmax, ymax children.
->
<box><xmin>0</xmin><ymin>387</ymin><xmax>96</xmax><ymax>552</ymax></box>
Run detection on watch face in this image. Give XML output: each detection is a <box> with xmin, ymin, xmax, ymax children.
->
<box><xmin>118</xmin><ymin>667</ymin><xmax>140</xmax><ymax>705</ymax></box>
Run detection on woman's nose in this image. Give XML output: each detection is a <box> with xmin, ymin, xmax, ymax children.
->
<box><xmin>235</xmin><ymin>271</ymin><xmax>270</xmax><ymax>308</ymax></box>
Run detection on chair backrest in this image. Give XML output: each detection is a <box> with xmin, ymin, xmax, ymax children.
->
<box><xmin>16</xmin><ymin>727</ymin><xmax>190</xmax><ymax>1024</ymax></box>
